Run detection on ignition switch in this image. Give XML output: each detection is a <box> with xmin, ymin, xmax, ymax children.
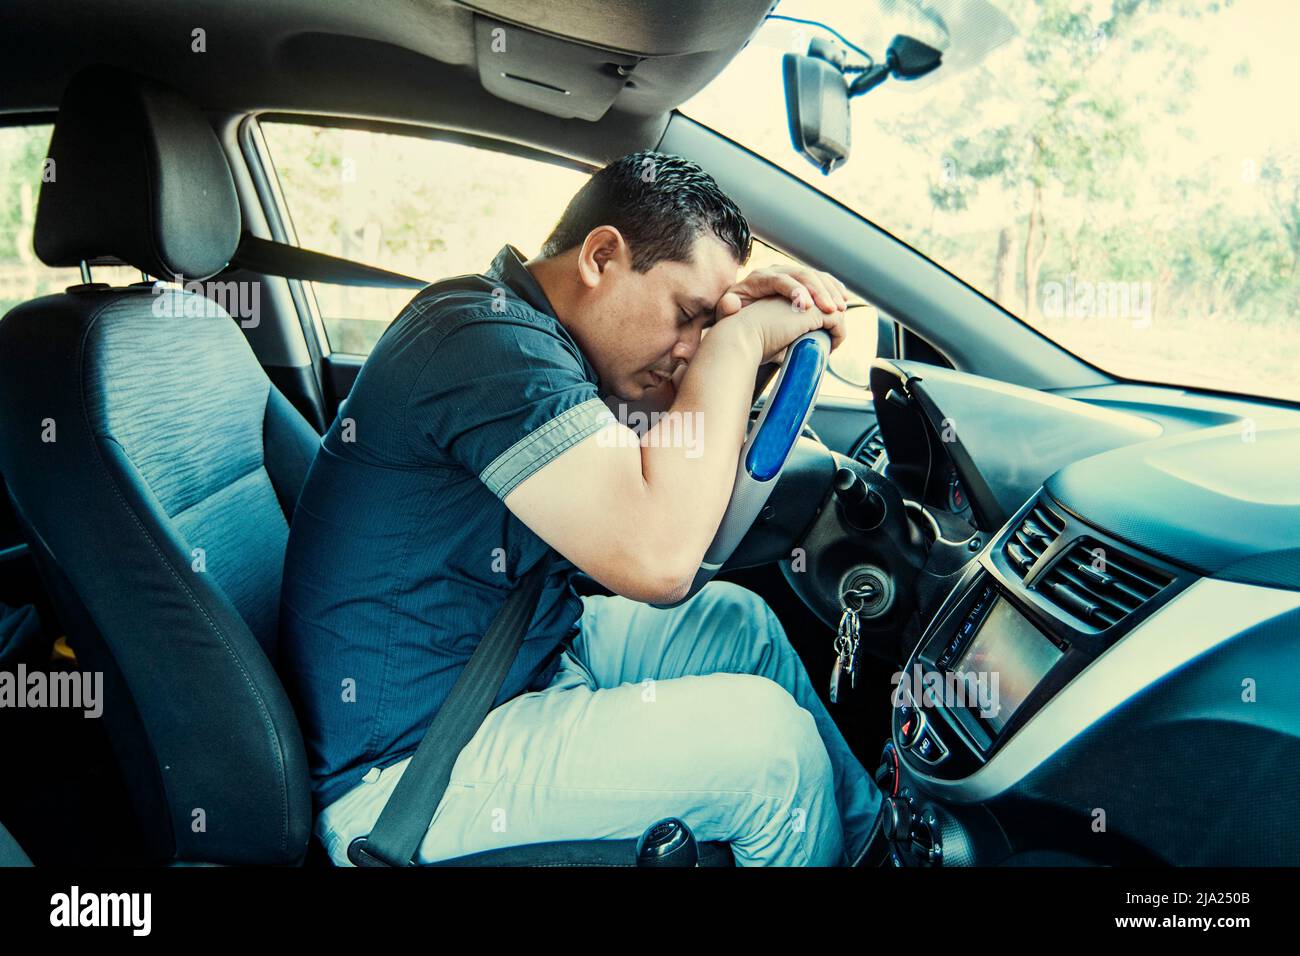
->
<box><xmin>838</xmin><ymin>565</ymin><xmax>893</xmax><ymax>620</ymax></box>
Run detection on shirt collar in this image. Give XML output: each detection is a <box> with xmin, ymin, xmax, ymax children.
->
<box><xmin>487</xmin><ymin>244</ymin><xmax>557</xmax><ymax>319</ymax></box>
<box><xmin>486</xmin><ymin>244</ymin><xmax>601</xmax><ymax>388</ymax></box>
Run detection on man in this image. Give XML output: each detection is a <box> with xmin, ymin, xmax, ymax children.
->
<box><xmin>279</xmin><ymin>151</ymin><xmax>883</xmax><ymax>866</ymax></box>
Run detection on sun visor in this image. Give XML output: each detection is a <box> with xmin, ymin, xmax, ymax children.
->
<box><xmin>473</xmin><ymin>15</ymin><xmax>642</xmax><ymax>121</ymax></box>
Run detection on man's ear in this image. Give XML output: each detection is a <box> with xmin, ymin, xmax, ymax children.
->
<box><xmin>577</xmin><ymin>226</ymin><xmax>627</xmax><ymax>289</ymax></box>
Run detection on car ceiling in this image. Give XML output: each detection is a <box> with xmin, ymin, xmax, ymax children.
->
<box><xmin>0</xmin><ymin>0</ymin><xmax>775</xmax><ymax>162</ymax></box>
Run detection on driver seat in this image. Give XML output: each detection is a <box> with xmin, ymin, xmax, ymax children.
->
<box><xmin>0</xmin><ymin>65</ymin><xmax>731</xmax><ymax>866</ymax></box>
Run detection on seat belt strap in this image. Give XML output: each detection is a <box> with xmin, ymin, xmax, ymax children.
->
<box><xmin>229</xmin><ymin>233</ymin><xmax>429</xmax><ymax>289</ymax></box>
<box><xmin>347</xmin><ymin>550</ymin><xmax>556</xmax><ymax>867</ymax></box>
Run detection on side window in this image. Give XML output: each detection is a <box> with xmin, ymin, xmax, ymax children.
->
<box><xmin>0</xmin><ymin>125</ymin><xmax>69</xmax><ymax>316</ymax></box>
<box><xmin>1</xmin><ymin>123</ymin><xmax>144</xmax><ymax>317</ymax></box>
<box><xmin>255</xmin><ymin>122</ymin><xmax>878</xmax><ymax>394</ymax></box>
<box><xmin>258</xmin><ymin>122</ymin><xmax>589</xmax><ymax>355</ymax></box>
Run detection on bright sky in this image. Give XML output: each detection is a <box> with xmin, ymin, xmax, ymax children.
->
<box><xmin>687</xmin><ymin>0</ymin><xmax>1299</xmax><ymax>218</ymax></box>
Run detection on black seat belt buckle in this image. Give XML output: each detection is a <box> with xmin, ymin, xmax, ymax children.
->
<box><xmin>347</xmin><ymin>835</ymin><xmax>402</xmax><ymax>867</ymax></box>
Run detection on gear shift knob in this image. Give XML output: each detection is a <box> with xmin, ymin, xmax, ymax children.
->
<box><xmin>636</xmin><ymin>817</ymin><xmax>699</xmax><ymax>867</ymax></box>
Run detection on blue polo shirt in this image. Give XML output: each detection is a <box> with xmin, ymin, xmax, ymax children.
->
<box><xmin>279</xmin><ymin>245</ymin><xmax>618</xmax><ymax>811</ymax></box>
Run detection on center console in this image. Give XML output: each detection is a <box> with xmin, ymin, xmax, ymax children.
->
<box><xmin>892</xmin><ymin>570</ymin><xmax>1088</xmax><ymax>777</ymax></box>
<box><xmin>875</xmin><ymin>490</ymin><xmax>1193</xmax><ymax>865</ymax></box>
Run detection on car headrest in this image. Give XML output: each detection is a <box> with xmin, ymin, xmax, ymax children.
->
<box><xmin>34</xmin><ymin>64</ymin><xmax>240</xmax><ymax>282</ymax></box>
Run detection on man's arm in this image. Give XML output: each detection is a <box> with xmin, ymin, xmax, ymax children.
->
<box><xmin>604</xmin><ymin>263</ymin><xmax>849</xmax><ymax>418</ymax></box>
<box><xmin>604</xmin><ymin>359</ymin><xmax>685</xmax><ymax>421</ymax></box>
<box><xmin>504</xmin><ymin>297</ymin><xmax>844</xmax><ymax>604</ymax></box>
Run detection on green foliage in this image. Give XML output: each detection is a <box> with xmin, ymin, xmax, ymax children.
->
<box><xmin>877</xmin><ymin>0</ymin><xmax>1295</xmax><ymax>331</ymax></box>
<box><xmin>0</xmin><ymin>125</ymin><xmax>51</xmax><ymax>261</ymax></box>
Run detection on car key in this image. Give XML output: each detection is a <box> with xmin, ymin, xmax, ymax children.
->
<box><xmin>831</xmin><ymin>586</ymin><xmax>869</xmax><ymax>703</ymax></box>
<box><xmin>837</xmin><ymin>584</ymin><xmax>874</xmax><ymax>697</ymax></box>
<box><xmin>847</xmin><ymin>606</ymin><xmax>861</xmax><ymax>690</ymax></box>
<box><xmin>830</xmin><ymin>607</ymin><xmax>854</xmax><ymax>704</ymax></box>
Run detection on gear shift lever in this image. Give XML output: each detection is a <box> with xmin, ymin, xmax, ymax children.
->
<box><xmin>636</xmin><ymin>817</ymin><xmax>699</xmax><ymax>867</ymax></box>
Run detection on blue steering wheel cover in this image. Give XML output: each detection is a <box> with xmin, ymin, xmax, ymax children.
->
<box><xmin>744</xmin><ymin>335</ymin><xmax>827</xmax><ymax>482</ymax></box>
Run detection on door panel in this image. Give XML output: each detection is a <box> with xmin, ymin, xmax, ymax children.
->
<box><xmin>323</xmin><ymin>353</ymin><xmax>364</xmax><ymax>414</ymax></box>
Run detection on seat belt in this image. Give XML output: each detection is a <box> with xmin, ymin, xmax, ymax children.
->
<box><xmin>347</xmin><ymin>550</ymin><xmax>556</xmax><ymax>867</ymax></box>
<box><xmin>227</xmin><ymin>233</ymin><xmax>429</xmax><ymax>289</ymax></box>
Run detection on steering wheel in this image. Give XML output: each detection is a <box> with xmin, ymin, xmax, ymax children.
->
<box><xmin>653</xmin><ymin>330</ymin><xmax>831</xmax><ymax>608</ymax></box>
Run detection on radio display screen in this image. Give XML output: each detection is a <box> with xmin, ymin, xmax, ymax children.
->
<box><xmin>952</xmin><ymin>597</ymin><xmax>1063</xmax><ymax>735</ymax></box>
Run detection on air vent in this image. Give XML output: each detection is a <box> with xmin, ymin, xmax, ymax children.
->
<box><xmin>1003</xmin><ymin>501</ymin><xmax>1066</xmax><ymax>579</ymax></box>
<box><xmin>1036</xmin><ymin>538</ymin><xmax>1173</xmax><ymax>629</ymax></box>
<box><xmin>854</xmin><ymin>427</ymin><xmax>887</xmax><ymax>468</ymax></box>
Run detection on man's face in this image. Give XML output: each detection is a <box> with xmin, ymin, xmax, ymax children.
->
<box><xmin>567</xmin><ymin>232</ymin><xmax>739</xmax><ymax>401</ymax></box>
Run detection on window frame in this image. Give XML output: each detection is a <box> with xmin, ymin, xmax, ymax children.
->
<box><xmin>243</xmin><ymin>112</ymin><xmax>598</xmax><ymax>359</ymax></box>
<box><xmin>0</xmin><ymin>111</ymin><xmax>57</xmax><ymax>130</ymax></box>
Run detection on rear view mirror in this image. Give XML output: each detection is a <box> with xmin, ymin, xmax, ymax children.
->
<box><xmin>782</xmin><ymin>48</ymin><xmax>851</xmax><ymax>175</ymax></box>
<box><xmin>783</xmin><ymin>32</ymin><xmax>943</xmax><ymax>175</ymax></box>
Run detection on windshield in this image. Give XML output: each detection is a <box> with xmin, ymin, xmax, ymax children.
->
<box><xmin>683</xmin><ymin>0</ymin><xmax>1300</xmax><ymax>403</ymax></box>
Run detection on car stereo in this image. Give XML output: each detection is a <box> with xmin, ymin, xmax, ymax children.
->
<box><xmin>943</xmin><ymin>588</ymin><xmax>1066</xmax><ymax>735</ymax></box>
<box><xmin>891</xmin><ymin>571</ymin><xmax>1079</xmax><ymax>778</ymax></box>
<box><xmin>891</xmin><ymin>498</ymin><xmax>1196</xmax><ymax>782</ymax></box>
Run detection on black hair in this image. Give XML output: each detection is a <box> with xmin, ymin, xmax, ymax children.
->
<box><xmin>540</xmin><ymin>150</ymin><xmax>752</xmax><ymax>271</ymax></box>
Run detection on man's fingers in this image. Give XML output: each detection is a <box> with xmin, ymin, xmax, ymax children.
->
<box><xmin>822</xmin><ymin>273</ymin><xmax>848</xmax><ymax>312</ymax></box>
<box><xmin>722</xmin><ymin>266</ymin><xmax>853</xmax><ymax>318</ymax></box>
<box><xmin>762</xmin><ymin>273</ymin><xmax>812</xmax><ymax>309</ymax></box>
<box><xmin>824</xmin><ymin>311</ymin><xmax>847</xmax><ymax>351</ymax></box>
<box><xmin>793</xmin><ymin>267</ymin><xmax>849</xmax><ymax>313</ymax></box>
<box><xmin>727</xmin><ymin>272</ymin><xmax>812</xmax><ymax>311</ymax></box>
<box><xmin>815</xmin><ymin>271</ymin><xmax>847</xmax><ymax>314</ymax></box>
<box><xmin>777</xmin><ymin>267</ymin><xmax>848</xmax><ymax>314</ymax></box>
<box><xmin>714</xmin><ymin>266</ymin><xmax>851</xmax><ymax>361</ymax></box>
<box><xmin>715</xmin><ymin>290</ymin><xmax>744</xmax><ymax>318</ymax></box>
<box><xmin>811</xmin><ymin>304</ymin><xmax>847</xmax><ymax>352</ymax></box>
<box><xmin>791</xmin><ymin>270</ymin><xmax>839</xmax><ymax>314</ymax></box>
<box><xmin>834</xmin><ymin>280</ymin><xmax>849</xmax><ymax>312</ymax></box>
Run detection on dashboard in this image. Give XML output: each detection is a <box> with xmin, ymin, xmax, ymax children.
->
<box><xmin>867</xmin><ymin>359</ymin><xmax>1161</xmax><ymax>533</ymax></box>
<box><xmin>861</xmin><ymin>358</ymin><xmax>1300</xmax><ymax>866</ymax></box>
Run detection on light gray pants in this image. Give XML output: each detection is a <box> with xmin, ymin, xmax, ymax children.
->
<box><xmin>317</xmin><ymin>580</ymin><xmax>883</xmax><ymax>866</ymax></box>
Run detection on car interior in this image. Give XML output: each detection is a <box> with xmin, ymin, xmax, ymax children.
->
<box><xmin>0</xmin><ymin>0</ymin><xmax>1297</xmax><ymax>873</ymax></box>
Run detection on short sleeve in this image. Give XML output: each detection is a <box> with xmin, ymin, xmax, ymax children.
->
<box><xmin>409</xmin><ymin>313</ymin><xmax>617</xmax><ymax>500</ymax></box>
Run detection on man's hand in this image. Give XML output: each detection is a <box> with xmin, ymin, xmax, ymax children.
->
<box><xmin>722</xmin><ymin>296</ymin><xmax>849</xmax><ymax>366</ymax></box>
<box><xmin>636</xmin><ymin>265</ymin><xmax>851</xmax><ymax>412</ymax></box>
<box><xmin>715</xmin><ymin>264</ymin><xmax>850</xmax><ymax>352</ymax></box>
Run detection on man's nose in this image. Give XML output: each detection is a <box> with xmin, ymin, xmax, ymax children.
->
<box><xmin>674</xmin><ymin>326</ymin><xmax>702</xmax><ymax>362</ymax></box>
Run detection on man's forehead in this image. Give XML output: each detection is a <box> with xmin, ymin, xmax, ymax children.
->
<box><xmin>662</xmin><ymin>233</ymin><xmax>738</xmax><ymax>300</ymax></box>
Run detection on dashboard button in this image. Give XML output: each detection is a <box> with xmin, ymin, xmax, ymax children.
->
<box><xmin>915</xmin><ymin>734</ymin><xmax>936</xmax><ymax>761</ymax></box>
<box><xmin>912</xmin><ymin>725</ymin><xmax>950</xmax><ymax>766</ymax></box>
<box><xmin>899</xmin><ymin>710</ymin><xmax>927</xmax><ymax>749</ymax></box>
